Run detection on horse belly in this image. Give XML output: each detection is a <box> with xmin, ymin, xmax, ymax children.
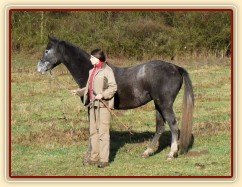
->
<box><xmin>115</xmin><ymin>88</ymin><xmax>151</xmax><ymax>110</ymax></box>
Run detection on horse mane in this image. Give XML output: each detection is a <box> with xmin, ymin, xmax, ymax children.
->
<box><xmin>59</xmin><ymin>40</ymin><xmax>90</xmax><ymax>62</ymax></box>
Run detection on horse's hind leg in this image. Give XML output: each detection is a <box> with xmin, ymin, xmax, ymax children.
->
<box><xmin>161</xmin><ymin>107</ymin><xmax>179</xmax><ymax>160</ymax></box>
<box><xmin>141</xmin><ymin>108</ymin><xmax>165</xmax><ymax>158</ymax></box>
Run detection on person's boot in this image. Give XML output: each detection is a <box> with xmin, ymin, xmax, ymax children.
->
<box><xmin>97</xmin><ymin>162</ymin><xmax>109</xmax><ymax>168</ymax></box>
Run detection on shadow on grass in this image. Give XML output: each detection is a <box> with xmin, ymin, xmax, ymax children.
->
<box><xmin>110</xmin><ymin>130</ymin><xmax>194</xmax><ymax>162</ymax></box>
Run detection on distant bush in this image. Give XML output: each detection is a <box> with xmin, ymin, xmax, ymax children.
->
<box><xmin>11</xmin><ymin>11</ymin><xmax>231</xmax><ymax>60</ymax></box>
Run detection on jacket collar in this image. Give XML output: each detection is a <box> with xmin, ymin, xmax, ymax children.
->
<box><xmin>90</xmin><ymin>62</ymin><xmax>107</xmax><ymax>75</ymax></box>
<box><xmin>94</xmin><ymin>61</ymin><xmax>104</xmax><ymax>69</ymax></box>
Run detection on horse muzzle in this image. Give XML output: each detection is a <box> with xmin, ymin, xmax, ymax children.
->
<box><xmin>37</xmin><ymin>60</ymin><xmax>51</xmax><ymax>74</ymax></box>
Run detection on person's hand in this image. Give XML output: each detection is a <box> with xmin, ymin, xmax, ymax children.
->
<box><xmin>95</xmin><ymin>94</ymin><xmax>103</xmax><ymax>100</ymax></box>
<box><xmin>71</xmin><ymin>90</ymin><xmax>78</xmax><ymax>95</ymax></box>
<box><xmin>71</xmin><ymin>88</ymin><xmax>86</xmax><ymax>96</ymax></box>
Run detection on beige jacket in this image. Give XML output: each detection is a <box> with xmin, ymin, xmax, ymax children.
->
<box><xmin>83</xmin><ymin>63</ymin><xmax>117</xmax><ymax>109</ymax></box>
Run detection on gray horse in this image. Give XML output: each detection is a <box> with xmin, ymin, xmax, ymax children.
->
<box><xmin>37</xmin><ymin>36</ymin><xmax>194</xmax><ymax>159</ymax></box>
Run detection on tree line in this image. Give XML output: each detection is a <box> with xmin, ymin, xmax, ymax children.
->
<box><xmin>11</xmin><ymin>11</ymin><xmax>231</xmax><ymax>60</ymax></box>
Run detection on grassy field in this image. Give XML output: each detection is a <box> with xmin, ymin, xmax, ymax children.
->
<box><xmin>10</xmin><ymin>53</ymin><xmax>232</xmax><ymax>177</ymax></box>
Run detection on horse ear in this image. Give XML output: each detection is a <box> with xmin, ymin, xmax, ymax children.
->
<box><xmin>48</xmin><ymin>35</ymin><xmax>58</xmax><ymax>44</ymax></box>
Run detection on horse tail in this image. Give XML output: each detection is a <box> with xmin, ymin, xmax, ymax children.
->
<box><xmin>177</xmin><ymin>67</ymin><xmax>194</xmax><ymax>154</ymax></box>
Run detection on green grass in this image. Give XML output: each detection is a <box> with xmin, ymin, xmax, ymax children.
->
<box><xmin>10</xmin><ymin>54</ymin><xmax>232</xmax><ymax>177</ymax></box>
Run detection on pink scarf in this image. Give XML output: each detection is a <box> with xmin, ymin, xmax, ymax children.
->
<box><xmin>89</xmin><ymin>61</ymin><xmax>104</xmax><ymax>101</ymax></box>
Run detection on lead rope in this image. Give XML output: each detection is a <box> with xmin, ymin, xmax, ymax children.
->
<box><xmin>48</xmin><ymin>70</ymin><xmax>73</xmax><ymax>121</ymax></box>
<box><xmin>49</xmin><ymin>70</ymin><xmax>74</xmax><ymax>93</ymax></box>
<box><xmin>92</xmin><ymin>91</ymin><xmax>133</xmax><ymax>135</ymax></box>
<box><xmin>97</xmin><ymin>98</ymin><xmax>133</xmax><ymax>136</ymax></box>
<box><xmin>49</xmin><ymin>71</ymin><xmax>133</xmax><ymax>138</ymax></box>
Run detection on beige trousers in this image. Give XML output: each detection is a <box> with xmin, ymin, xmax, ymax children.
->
<box><xmin>89</xmin><ymin>106</ymin><xmax>111</xmax><ymax>163</ymax></box>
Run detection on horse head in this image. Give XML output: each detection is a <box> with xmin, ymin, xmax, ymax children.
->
<box><xmin>37</xmin><ymin>36</ymin><xmax>63</xmax><ymax>74</ymax></box>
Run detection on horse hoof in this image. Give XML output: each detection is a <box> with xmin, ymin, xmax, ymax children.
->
<box><xmin>166</xmin><ymin>153</ymin><xmax>177</xmax><ymax>160</ymax></box>
<box><xmin>166</xmin><ymin>155</ymin><xmax>173</xmax><ymax>160</ymax></box>
<box><xmin>141</xmin><ymin>148</ymin><xmax>154</xmax><ymax>158</ymax></box>
<box><xmin>173</xmin><ymin>152</ymin><xmax>178</xmax><ymax>158</ymax></box>
<box><xmin>141</xmin><ymin>153</ymin><xmax>149</xmax><ymax>158</ymax></box>
<box><xmin>166</xmin><ymin>151</ymin><xmax>178</xmax><ymax>160</ymax></box>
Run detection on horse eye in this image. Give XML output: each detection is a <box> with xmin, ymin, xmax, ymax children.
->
<box><xmin>45</xmin><ymin>50</ymin><xmax>48</xmax><ymax>54</ymax></box>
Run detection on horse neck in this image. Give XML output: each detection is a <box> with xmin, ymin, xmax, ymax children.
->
<box><xmin>62</xmin><ymin>48</ymin><xmax>93</xmax><ymax>88</ymax></box>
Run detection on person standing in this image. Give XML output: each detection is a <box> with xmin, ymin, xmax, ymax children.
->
<box><xmin>71</xmin><ymin>49</ymin><xmax>117</xmax><ymax>168</ymax></box>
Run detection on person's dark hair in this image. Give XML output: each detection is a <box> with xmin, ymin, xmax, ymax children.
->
<box><xmin>91</xmin><ymin>48</ymin><xmax>106</xmax><ymax>62</ymax></box>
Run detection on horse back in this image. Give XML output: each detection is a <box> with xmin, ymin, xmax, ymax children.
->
<box><xmin>108</xmin><ymin>60</ymin><xmax>183</xmax><ymax>109</ymax></box>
